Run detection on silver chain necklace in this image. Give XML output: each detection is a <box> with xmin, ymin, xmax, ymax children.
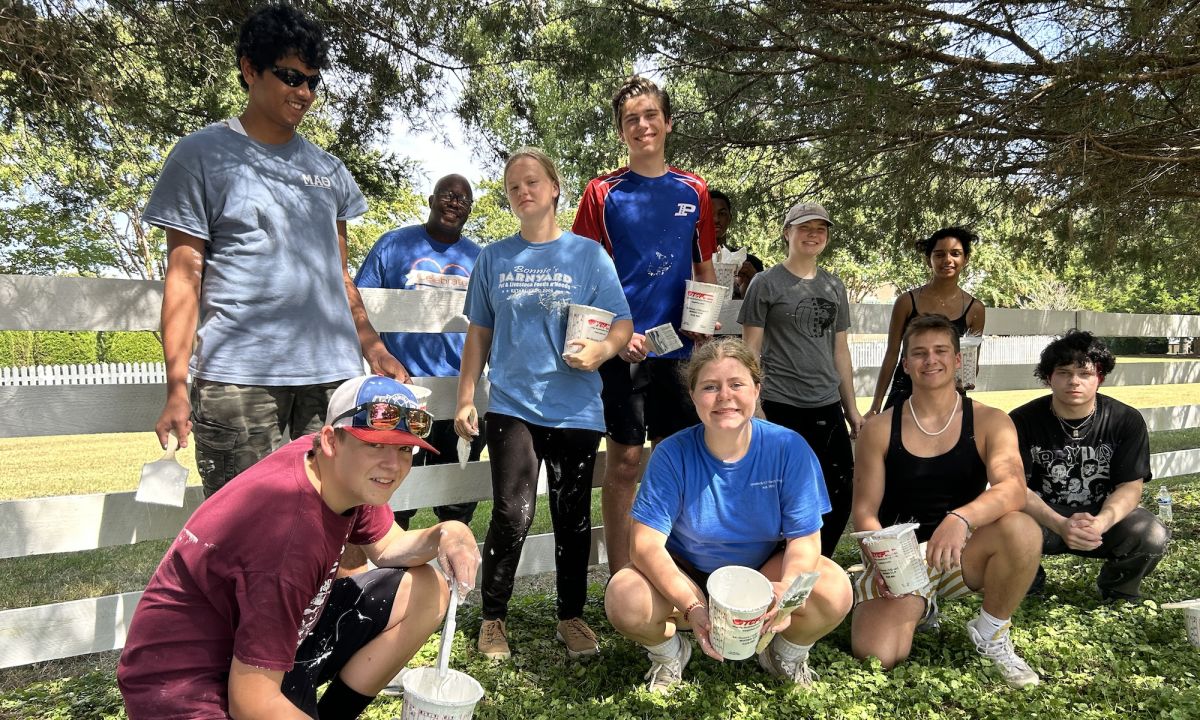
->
<box><xmin>1053</xmin><ymin>402</ymin><xmax>1097</xmax><ymax>441</ymax></box>
<box><xmin>908</xmin><ymin>393</ymin><xmax>962</xmax><ymax>436</ymax></box>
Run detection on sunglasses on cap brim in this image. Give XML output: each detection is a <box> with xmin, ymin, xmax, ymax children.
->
<box><xmin>332</xmin><ymin>402</ymin><xmax>433</xmax><ymax>438</ymax></box>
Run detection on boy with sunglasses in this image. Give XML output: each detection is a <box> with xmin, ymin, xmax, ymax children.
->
<box><xmin>145</xmin><ymin>4</ymin><xmax>404</xmax><ymax>500</ymax></box>
<box><xmin>119</xmin><ymin>375</ymin><xmax>481</xmax><ymax>720</ymax></box>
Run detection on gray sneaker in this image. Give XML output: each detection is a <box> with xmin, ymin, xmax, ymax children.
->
<box><xmin>645</xmin><ymin>636</ymin><xmax>692</xmax><ymax>694</ymax></box>
<box><xmin>916</xmin><ymin>595</ymin><xmax>940</xmax><ymax>633</ymax></box>
<box><xmin>966</xmin><ymin>619</ymin><xmax>1040</xmax><ymax>688</ymax></box>
<box><xmin>757</xmin><ymin>642</ymin><xmax>817</xmax><ymax>687</ymax></box>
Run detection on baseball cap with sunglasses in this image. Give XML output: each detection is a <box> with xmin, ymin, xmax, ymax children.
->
<box><xmin>325</xmin><ymin>376</ymin><xmax>439</xmax><ymax>453</ymax></box>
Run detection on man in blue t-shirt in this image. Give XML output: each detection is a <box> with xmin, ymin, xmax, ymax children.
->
<box><xmin>572</xmin><ymin>76</ymin><xmax>720</xmax><ymax>575</ymax></box>
<box><xmin>148</xmin><ymin>5</ymin><xmax>404</xmax><ymax>499</ymax></box>
<box><xmin>355</xmin><ymin>174</ymin><xmax>485</xmax><ymax>530</ymax></box>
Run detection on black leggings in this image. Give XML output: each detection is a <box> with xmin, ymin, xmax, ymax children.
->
<box><xmin>480</xmin><ymin>413</ymin><xmax>601</xmax><ymax>621</ymax></box>
<box><xmin>761</xmin><ymin>400</ymin><xmax>854</xmax><ymax>558</ymax></box>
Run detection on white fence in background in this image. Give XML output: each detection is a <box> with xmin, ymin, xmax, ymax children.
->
<box><xmin>0</xmin><ymin>335</ymin><xmax>1057</xmax><ymax>388</ymax></box>
<box><xmin>0</xmin><ymin>362</ymin><xmax>167</xmax><ymax>386</ymax></box>
<box><xmin>1</xmin><ymin>273</ymin><xmax>1200</xmax><ymax>669</ymax></box>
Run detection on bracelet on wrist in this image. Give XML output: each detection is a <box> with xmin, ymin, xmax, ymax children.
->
<box><xmin>683</xmin><ymin>600</ymin><xmax>705</xmax><ymax>623</ymax></box>
<box><xmin>947</xmin><ymin>510</ymin><xmax>973</xmax><ymax>532</ymax></box>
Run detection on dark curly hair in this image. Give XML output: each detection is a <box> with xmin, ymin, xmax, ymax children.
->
<box><xmin>1034</xmin><ymin>330</ymin><xmax>1116</xmax><ymax>384</ymax></box>
<box><xmin>916</xmin><ymin>226</ymin><xmax>977</xmax><ymax>260</ymax></box>
<box><xmin>236</xmin><ymin>4</ymin><xmax>328</xmax><ymax>90</ymax></box>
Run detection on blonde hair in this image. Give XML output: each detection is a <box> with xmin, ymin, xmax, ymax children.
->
<box><xmin>683</xmin><ymin>337</ymin><xmax>764</xmax><ymax>392</ymax></box>
<box><xmin>503</xmin><ymin>146</ymin><xmax>562</xmax><ymax>210</ymax></box>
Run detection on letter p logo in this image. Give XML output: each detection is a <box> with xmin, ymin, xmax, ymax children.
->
<box><xmin>675</xmin><ymin>203</ymin><xmax>697</xmax><ymax>217</ymax></box>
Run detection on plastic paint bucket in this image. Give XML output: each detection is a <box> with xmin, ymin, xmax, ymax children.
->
<box><xmin>401</xmin><ymin>384</ymin><xmax>433</xmax><ymax>411</ymax></box>
<box><xmin>958</xmin><ymin>335</ymin><xmax>983</xmax><ymax>390</ymax></box>
<box><xmin>712</xmin><ymin>261</ymin><xmax>738</xmax><ymax>299</ymax></box>
<box><xmin>400</xmin><ymin>667</ymin><xmax>485</xmax><ymax>720</ymax></box>
<box><xmin>563</xmin><ymin>304</ymin><xmax>615</xmax><ymax>354</ymax></box>
<box><xmin>855</xmin><ymin>523</ymin><xmax>930</xmax><ymax>596</ymax></box>
<box><xmin>681</xmin><ymin>280</ymin><xmax>726</xmax><ymax>334</ymax></box>
<box><xmin>706</xmin><ymin>565</ymin><xmax>774</xmax><ymax>661</ymax></box>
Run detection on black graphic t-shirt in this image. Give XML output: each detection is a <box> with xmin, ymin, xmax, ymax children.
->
<box><xmin>1009</xmin><ymin>394</ymin><xmax>1151</xmax><ymax>510</ymax></box>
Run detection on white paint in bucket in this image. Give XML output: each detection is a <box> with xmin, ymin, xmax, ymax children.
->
<box><xmin>400</xmin><ymin>667</ymin><xmax>484</xmax><ymax>720</ymax></box>
<box><xmin>563</xmin><ymin>304</ymin><xmax>615</xmax><ymax>355</ymax></box>
<box><xmin>706</xmin><ymin>565</ymin><xmax>774</xmax><ymax>661</ymax></box>
<box><xmin>852</xmin><ymin>523</ymin><xmax>930</xmax><ymax>596</ymax></box>
<box><xmin>681</xmin><ymin>280</ymin><xmax>726</xmax><ymax>334</ymax></box>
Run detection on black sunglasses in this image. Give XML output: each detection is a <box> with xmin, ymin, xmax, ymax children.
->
<box><xmin>332</xmin><ymin>402</ymin><xmax>433</xmax><ymax>438</ymax></box>
<box><xmin>269</xmin><ymin>66</ymin><xmax>321</xmax><ymax>91</ymax></box>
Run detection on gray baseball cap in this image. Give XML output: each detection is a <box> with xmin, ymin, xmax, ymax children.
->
<box><xmin>784</xmin><ymin>202</ymin><xmax>834</xmax><ymax>226</ymax></box>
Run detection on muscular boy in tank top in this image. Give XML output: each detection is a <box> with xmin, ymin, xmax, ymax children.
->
<box><xmin>850</xmin><ymin>315</ymin><xmax>1042</xmax><ymax>689</ymax></box>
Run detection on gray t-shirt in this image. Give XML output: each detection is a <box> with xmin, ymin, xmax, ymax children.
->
<box><xmin>738</xmin><ymin>265</ymin><xmax>850</xmax><ymax>407</ymax></box>
<box><xmin>144</xmin><ymin>123</ymin><xmax>369</xmax><ymax>385</ymax></box>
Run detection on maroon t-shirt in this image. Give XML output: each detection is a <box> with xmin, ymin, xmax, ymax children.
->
<box><xmin>117</xmin><ymin>437</ymin><xmax>393</xmax><ymax>719</ymax></box>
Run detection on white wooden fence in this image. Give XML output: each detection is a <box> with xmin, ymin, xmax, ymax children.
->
<box><xmin>0</xmin><ymin>334</ymin><xmax>1063</xmax><ymax>388</ymax></box>
<box><xmin>2</xmin><ymin>274</ymin><xmax>1200</xmax><ymax>669</ymax></box>
<box><xmin>0</xmin><ymin>362</ymin><xmax>167</xmax><ymax>386</ymax></box>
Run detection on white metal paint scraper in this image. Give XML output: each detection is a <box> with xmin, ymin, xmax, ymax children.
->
<box><xmin>135</xmin><ymin>431</ymin><xmax>189</xmax><ymax>507</ymax></box>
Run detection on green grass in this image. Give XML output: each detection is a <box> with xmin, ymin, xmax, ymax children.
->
<box><xmin>2</xmin><ymin>481</ymin><xmax>1197</xmax><ymax>719</ymax></box>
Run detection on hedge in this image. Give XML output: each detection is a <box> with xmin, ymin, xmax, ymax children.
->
<box><xmin>0</xmin><ymin>331</ymin><xmax>163</xmax><ymax>366</ymax></box>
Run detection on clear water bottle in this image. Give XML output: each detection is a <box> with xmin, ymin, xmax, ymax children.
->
<box><xmin>1157</xmin><ymin>486</ymin><xmax>1173</xmax><ymax>524</ymax></box>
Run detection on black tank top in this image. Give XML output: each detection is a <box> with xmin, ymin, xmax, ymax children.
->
<box><xmin>903</xmin><ymin>288</ymin><xmax>976</xmax><ymax>335</ymax></box>
<box><xmin>878</xmin><ymin>398</ymin><xmax>988</xmax><ymax>543</ymax></box>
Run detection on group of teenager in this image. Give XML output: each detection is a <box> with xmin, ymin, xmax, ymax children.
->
<box><xmin>115</xmin><ymin>5</ymin><xmax>1172</xmax><ymax>718</ymax></box>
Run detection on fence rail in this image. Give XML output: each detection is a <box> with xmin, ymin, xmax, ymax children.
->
<box><xmin>3</xmin><ymin>273</ymin><xmax>1200</xmax><ymax>670</ymax></box>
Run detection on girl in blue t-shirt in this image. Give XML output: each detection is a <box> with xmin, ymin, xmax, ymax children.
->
<box><xmin>603</xmin><ymin>337</ymin><xmax>851</xmax><ymax>693</ymax></box>
<box><xmin>454</xmin><ymin>147</ymin><xmax>633</xmax><ymax>662</ymax></box>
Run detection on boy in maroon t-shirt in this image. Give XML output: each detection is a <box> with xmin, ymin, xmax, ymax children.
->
<box><xmin>118</xmin><ymin>375</ymin><xmax>480</xmax><ymax>720</ymax></box>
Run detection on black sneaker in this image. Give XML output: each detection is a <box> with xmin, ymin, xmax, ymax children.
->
<box><xmin>1025</xmin><ymin>565</ymin><xmax>1046</xmax><ymax>597</ymax></box>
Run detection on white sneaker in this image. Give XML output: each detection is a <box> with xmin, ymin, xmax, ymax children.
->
<box><xmin>966</xmin><ymin>619</ymin><xmax>1040</xmax><ymax>688</ymax></box>
<box><xmin>757</xmin><ymin>642</ymin><xmax>817</xmax><ymax>687</ymax></box>
<box><xmin>645</xmin><ymin>636</ymin><xmax>692</xmax><ymax>694</ymax></box>
<box><xmin>378</xmin><ymin>667</ymin><xmax>408</xmax><ymax>697</ymax></box>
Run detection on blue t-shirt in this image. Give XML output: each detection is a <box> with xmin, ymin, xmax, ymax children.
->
<box><xmin>354</xmin><ymin>225</ymin><xmax>482</xmax><ymax>378</ymax></box>
<box><xmin>571</xmin><ymin>167</ymin><xmax>716</xmax><ymax>359</ymax></box>
<box><xmin>143</xmin><ymin>123</ymin><xmax>368</xmax><ymax>385</ymax></box>
<box><xmin>631</xmin><ymin>418</ymin><xmax>830</xmax><ymax>573</ymax></box>
<box><xmin>464</xmin><ymin>230</ymin><xmax>631</xmax><ymax>431</ymax></box>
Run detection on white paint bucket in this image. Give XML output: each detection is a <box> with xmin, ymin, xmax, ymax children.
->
<box><xmin>400</xmin><ymin>667</ymin><xmax>485</xmax><ymax>720</ymax></box>
<box><xmin>564</xmin><ymin>304</ymin><xmax>615</xmax><ymax>354</ymax></box>
<box><xmin>706</xmin><ymin>565</ymin><xmax>774</xmax><ymax>661</ymax></box>
<box><xmin>855</xmin><ymin>523</ymin><xmax>929</xmax><ymax>596</ymax></box>
<box><xmin>958</xmin><ymin>335</ymin><xmax>983</xmax><ymax>389</ymax></box>
<box><xmin>680</xmin><ymin>280</ymin><xmax>726</xmax><ymax>334</ymax></box>
<box><xmin>402</xmin><ymin>384</ymin><xmax>432</xmax><ymax>411</ymax></box>
<box><xmin>712</xmin><ymin>261</ymin><xmax>738</xmax><ymax>300</ymax></box>
<box><xmin>1185</xmin><ymin>607</ymin><xmax>1200</xmax><ymax>648</ymax></box>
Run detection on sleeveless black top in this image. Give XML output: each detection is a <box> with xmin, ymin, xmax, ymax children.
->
<box><xmin>878</xmin><ymin>398</ymin><xmax>989</xmax><ymax>543</ymax></box>
<box><xmin>884</xmin><ymin>289</ymin><xmax>978</xmax><ymax>408</ymax></box>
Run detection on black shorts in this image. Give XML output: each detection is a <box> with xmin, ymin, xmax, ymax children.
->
<box><xmin>281</xmin><ymin>567</ymin><xmax>406</xmax><ymax>717</ymax></box>
<box><xmin>600</xmin><ymin>357</ymin><xmax>699</xmax><ymax>446</ymax></box>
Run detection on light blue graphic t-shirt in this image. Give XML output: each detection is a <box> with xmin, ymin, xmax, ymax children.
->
<box><xmin>632</xmin><ymin>418</ymin><xmax>830</xmax><ymax>573</ymax></box>
<box><xmin>355</xmin><ymin>225</ymin><xmax>482</xmax><ymax>378</ymax></box>
<box><xmin>464</xmin><ymin>230</ymin><xmax>631</xmax><ymax>431</ymax></box>
<box><xmin>144</xmin><ymin>123</ymin><xmax>368</xmax><ymax>385</ymax></box>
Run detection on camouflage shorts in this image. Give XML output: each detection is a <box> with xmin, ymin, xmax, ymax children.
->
<box><xmin>190</xmin><ymin>379</ymin><xmax>341</xmax><ymax>497</ymax></box>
